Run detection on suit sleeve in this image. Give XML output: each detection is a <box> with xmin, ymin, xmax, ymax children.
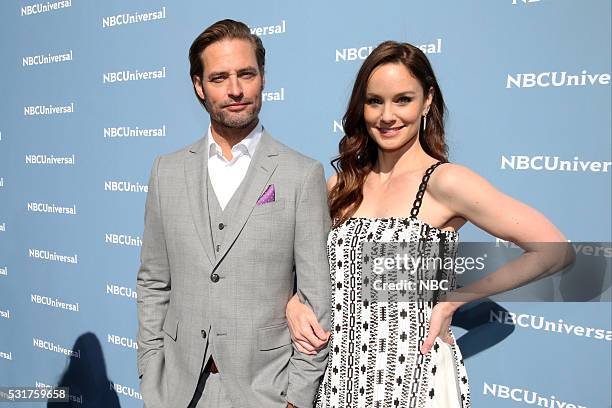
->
<box><xmin>287</xmin><ymin>161</ymin><xmax>331</xmax><ymax>408</ymax></box>
<box><xmin>136</xmin><ymin>156</ymin><xmax>171</xmax><ymax>378</ymax></box>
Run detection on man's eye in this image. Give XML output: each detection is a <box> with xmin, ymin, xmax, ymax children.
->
<box><xmin>210</xmin><ymin>77</ymin><xmax>225</xmax><ymax>83</ymax></box>
<box><xmin>240</xmin><ymin>72</ymin><xmax>256</xmax><ymax>78</ymax></box>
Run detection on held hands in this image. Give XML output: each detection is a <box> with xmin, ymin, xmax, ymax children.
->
<box><xmin>420</xmin><ymin>302</ymin><xmax>458</xmax><ymax>355</ymax></box>
<box><xmin>286</xmin><ymin>294</ymin><xmax>330</xmax><ymax>355</ymax></box>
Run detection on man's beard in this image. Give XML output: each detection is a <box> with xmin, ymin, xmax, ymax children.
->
<box><xmin>204</xmin><ymin>95</ymin><xmax>262</xmax><ymax>129</ymax></box>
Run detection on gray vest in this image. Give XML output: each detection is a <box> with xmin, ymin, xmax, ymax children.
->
<box><xmin>206</xmin><ymin>172</ymin><xmax>244</xmax><ymax>260</ymax></box>
<box><xmin>204</xmin><ymin>172</ymin><xmax>246</xmax><ymax>365</ymax></box>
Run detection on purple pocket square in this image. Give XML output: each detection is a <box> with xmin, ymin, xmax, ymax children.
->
<box><xmin>256</xmin><ymin>184</ymin><xmax>275</xmax><ymax>205</ymax></box>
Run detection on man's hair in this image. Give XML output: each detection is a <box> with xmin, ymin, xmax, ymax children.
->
<box><xmin>189</xmin><ymin>19</ymin><xmax>266</xmax><ymax>107</ymax></box>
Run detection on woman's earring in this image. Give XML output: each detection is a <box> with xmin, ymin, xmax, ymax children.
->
<box><xmin>423</xmin><ymin>113</ymin><xmax>428</xmax><ymax>131</ymax></box>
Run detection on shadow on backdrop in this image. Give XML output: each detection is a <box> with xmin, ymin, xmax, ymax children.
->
<box><xmin>48</xmin><ymin>332</ymin><xmax>120</xmax><ymax>408</ymax></box>
<box><xmin>452</xmin><ymin>299</ymin><xmax>515</xmax><ymax>360</ymax></box>
<box><xmin>559</xmin><ymin>247</ymin><xmax>610</xmax><ymax>301</ymax></box>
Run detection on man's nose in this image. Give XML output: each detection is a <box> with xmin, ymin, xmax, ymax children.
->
<box><xmin>227</xmin><ymin>76</ymin><xmax>243</xmax><ymax>99</ymax></box>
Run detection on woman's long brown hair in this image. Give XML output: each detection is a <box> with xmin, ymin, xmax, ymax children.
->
<box><xmin>329</xmin><ymin>41</ymin><xmax>449</xmax><ymax>227</ymax></box>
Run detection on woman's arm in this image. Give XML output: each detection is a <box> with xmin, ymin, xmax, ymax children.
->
<box><xmin>433</xmin><ymin>164</ymin><xmax>573</xmax><ymax>300</ymax></box>
<box><xmin>421</xmin><ymin>164</ymin><xmax>575</xmax><ymax>354</ymax></box>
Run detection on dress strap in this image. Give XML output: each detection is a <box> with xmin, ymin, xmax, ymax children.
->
<box><xmin>410</xmin><ymin>161</ymin><xmax>446</xmax><ymax>219</ymax></box>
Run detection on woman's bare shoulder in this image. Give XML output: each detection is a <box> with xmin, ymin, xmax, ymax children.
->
<box><xmin>327</xmin><ymin>173</ymin><xmax>338</xmax><ymax>191</ymax></box>
<box><xmin>428</xmin><ymin>162</ymin><xmax>489</xmax><ymax>199</ymax></box>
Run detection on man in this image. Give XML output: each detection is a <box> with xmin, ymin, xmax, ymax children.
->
<box><xmin>136</xmin><ymin>19</ymin><xmax>330</xmax><ymax>408</ymax></box>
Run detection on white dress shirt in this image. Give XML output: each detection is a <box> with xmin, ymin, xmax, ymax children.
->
<box><xmin>207</xmin><ymin>123</ymin><xmax>263</xmax><ymax>210</ymax></box>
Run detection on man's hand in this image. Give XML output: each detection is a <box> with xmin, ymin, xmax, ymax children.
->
<box><xmin>286</xmin><ymin>294</ymin><xmax>330</xmax><ymax>355</ymax></box>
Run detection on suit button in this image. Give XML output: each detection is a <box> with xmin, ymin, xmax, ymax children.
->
<box><xmin>218</xmin><ymin>223</ymin><xmax>225</xmax><ymax>230</ymax></box>
<box><xmin>201</xmin><ymin>330</ymin><xmax>207</xmax><ymax>339</ymax></box>
<box><xmin>210</xmin><ymin>273</ymin><xmax>220</xmax><ymax>283</ymax></box>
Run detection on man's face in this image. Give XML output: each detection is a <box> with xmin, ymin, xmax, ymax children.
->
<box><xmin>193</xmin><ymin>39</ymin><xmax>264</xmax><ymax>130</ymax></box>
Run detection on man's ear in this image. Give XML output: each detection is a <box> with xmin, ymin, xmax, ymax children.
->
<box><xmin>193</xmin><ymin>75</ymin><xmax>205</xmax><ymax>101</ymax></box>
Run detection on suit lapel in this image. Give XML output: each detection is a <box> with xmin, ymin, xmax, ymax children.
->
<box><xmin>213</xmin><ymin>131</ymin><xmax>279</xmax><ymax>270</ymax></box>
<box><xmin>184</xmin><ymin>137</ymin><xmax>215</xmax><ymax>267</ymax></box>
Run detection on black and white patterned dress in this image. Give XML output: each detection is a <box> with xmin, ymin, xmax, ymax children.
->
<box><xmin>316</xmin><ymin>162</ymin><xmax>471</xmax><ymax>408</ymax></box>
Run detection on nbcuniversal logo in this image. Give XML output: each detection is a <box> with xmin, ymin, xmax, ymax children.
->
<box><xmin>501</xmin><ymin>155</ymin><xmax>612</xmax><ymax>173</ymax></box>
<box><xmin>506</xmin><ymin>70</ymin><xmax>611</xmax><ymax>88</ymax></box>
<box><xmin>335</xmin><ymin>39</ymin><xmax>443</xmax><ymax>62</ymax></box>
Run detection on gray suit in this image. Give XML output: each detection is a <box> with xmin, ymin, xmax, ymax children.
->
<box><xmin>137</xmin><ymin>131</ymin><xmax>331</xmax><ymax>408</ymax></box>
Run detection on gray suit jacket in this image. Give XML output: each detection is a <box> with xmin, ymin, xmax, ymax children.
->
<box><xmin>136</xmin><ymin>131</ymin><xmax>331</xmax><ymax>408</ymax></box>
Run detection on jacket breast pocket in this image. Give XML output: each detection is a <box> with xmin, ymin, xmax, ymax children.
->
<box><xmin>251</xmin><ymin>198</ymin><xmax>286</xmax><ymax>217</ymax></box>
<box><xmin>162</xmin><ymin>309</ymin><xmax>179</xmax><ymax>341</ymax></box>
<box><xmin>257</xmin><ymin>322</ymin><xmax>292</xmax><ymax>351</ymax></box>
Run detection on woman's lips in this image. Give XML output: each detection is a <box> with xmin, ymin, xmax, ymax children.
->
<box><xmin>377</xmin><ymin>126</ymin><xmax>405</xmax><ymax>136</ymax></box>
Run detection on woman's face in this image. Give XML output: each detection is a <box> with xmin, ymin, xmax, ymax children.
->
<box><xmin>363</xmin><ymin>62</ymin><xmax>432</xmax><ymax>152</ymax></box>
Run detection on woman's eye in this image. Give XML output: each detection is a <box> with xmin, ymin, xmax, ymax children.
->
<box><xmin>397</xmin><ymin>96</ymin><xmax>412</xmax><ymax>104</ymax></box>
<box><xmin>366</xmin><ymin>98</ymin><xmax>382</xmax><ymax>105</ymax></box>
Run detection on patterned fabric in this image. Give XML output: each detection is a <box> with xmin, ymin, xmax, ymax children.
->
<box><xmin>256</xmin><ymin>184</ymin><xmax>276</xmax><ymax>205</ymax></box>
<box><xmin>316</xmin><ymin>163</ymin><xmax>471</xmax><ymax>408</ymax></box>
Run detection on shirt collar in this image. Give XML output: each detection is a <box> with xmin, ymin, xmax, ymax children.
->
<box><xmin>207</xmin><ymin>123</ymin><xmax>263</xmax><ymax>159</ymax></box>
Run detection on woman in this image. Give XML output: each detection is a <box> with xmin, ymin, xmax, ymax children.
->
<box><xmin>286</xmin><ymin>41</ymin><xmax>573</xmax><ymax>408</ymax></box>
